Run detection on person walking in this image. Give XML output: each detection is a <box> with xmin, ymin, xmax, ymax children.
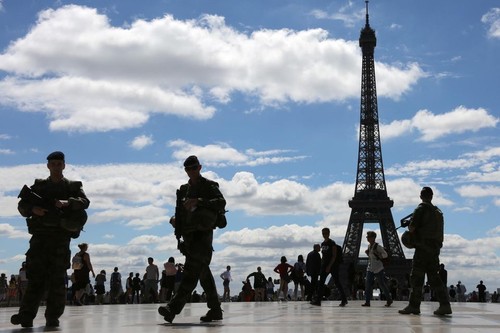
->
<box><xmin>438</xmin><ymin>264</ymin><xmax>447</xmax><ymax>287</ymax></box>
<box><xmin>306</xmin><ymin>244</ymin><xmax>321</xmax><ymax>302</ymax></box>
<box><xmin>247</xmin><ymin>267</ymin><xmax>267</xmax><ymax>301</ymax></box>
<box><xmin>144</xmin><ymin>257</ymin><xmax>160</xmax><ymax>303</ymax></box>
<box><xmin>11</xmin><ymin>151</ymin><xmax>90</xmax><ymax>328</ymax></box>
<box><xmin>311</xmin><ymin>228</ymin><xmax>347</xmax><ymax>307</ymax></box>
<box><xmin>361</xmin><ymin>231</ymin><xmax>393</xmax><ymax>307</ymax></box>
<box><xmin>274</xmin><ymin>256</ymin><xmax>293</xmax><ymax>301</ymax></box>
<box><xmin>72</xmin><ymin>243</ymin><xmax>95</xmax><ymax>305</ymax></box>
<box><xmin>477</xmin><ymin>281</ymin><xmax>487</xmax><ymax>302</ymax></box>
<box><xmin>266</xmin><ymin>277</ymin><xmax>275</xmax><ymax>301</ymax></box>
<box><xmin>126</xmin><ymin>272</ymin><xmax>134</xmax><ymax>303</ymax></box>
<box><xmin>0</xmin><ymin>273</ymin><xmax>8</xmax><ymax>303</ymax></box>
<box><xmin>132</xmin><ymin>273</ymin><xmax>142</xmax><ymax>304</ymax></box>
<box><xmin>220</xmin><ymin>266</ymin><xmax>232</xmax><ymax>302</ymax></box>
<box><xmin>163</xmin><ymin>257</ymin><xmax>177</xmax><ymax>301</ymax></box>
<box><xmin>399</xmin><ymin>187</ymin><xmax>452</xmax><ymax>316</ymax></box>
<box><xmin>94</xmin><ymin>270</ymin><xmax>106</xmax><ymax>305</ymax></box>
<box><xmin>292</xmin><ymin>255</ymin><xmax>306</xmax><ymax>301</ymax></box>
<box><xmin>110</xmin><ymin>267</ymin><xmax>123</xmax><ymax>304</ymax></box>
<box><xmin>456</xmin><ymin>281</ymin><xmax>467</xmax><ymax>302</ymax></box>
<box><xmin>17</xmin><ymin>262</ymin><xmax>28</xmax><ymax>303</ymax></box>
<box><xmin>158</xmin><ymin>155</ymin><xmax>226</xmax><ymax>323</ymax></box>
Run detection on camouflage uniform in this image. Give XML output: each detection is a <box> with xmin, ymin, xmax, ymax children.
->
<box><xmin>15</xmin><ymin>177</ymin><xmax>89</xmax><ymax>326</ymax></box>
<box><xmin>407</xmin><ymin>202</ymin><xmax>449</xmax><ymax>309</ymax></box>
<box><xmin>168</xmin><ymin>176</ymin><xmax>225</xmax><ymax>314</ymax></box>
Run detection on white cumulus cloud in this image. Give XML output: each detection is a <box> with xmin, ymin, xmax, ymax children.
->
<box><xmin>0</xmin><ymin>5</ymin><xmax>425</xmax><ymax>133</ymax></box>
<box><xmin>129</xmin><ymin>134</ymin><xmax>154</xmax><ymax>150</ymax></box>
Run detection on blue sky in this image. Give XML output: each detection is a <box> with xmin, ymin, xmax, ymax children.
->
<box><xmin>0</xmin><ymin>0</ymin><xmax>499</xmax><ymax>296</ymax></box>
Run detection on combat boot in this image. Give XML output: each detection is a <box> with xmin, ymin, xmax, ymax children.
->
<box><xmin>200</xmin><ymin>307</ymin><xmax>223</xmax><ymax>322</ymax></box>
<box><xmin>310</xmin><ymin>295</ymin><xmax>321</xmax><ymax>306</ymax></box>
<box><xmin>433</xmin><ymin>303</ymin><xmax>452</xmax><ymax>316</ymax></box>
<box><xmin>158</xmin><ymin>305</ymin><xmax>176</xmax><ymax>323</ymax></box>
<box><xmin>398</xmin><ymin>305</ymin><xmax>421</xmax><ymax>315</ymax></box>
<box><xmin>45</xmin><ymin>318</ymin><xmax>60</xmax><ymax>327</ymax></box>
<box><xmin>11</xmin><ymin>314</ymin><xmax>33</xmax><ymax>328</ymax></box>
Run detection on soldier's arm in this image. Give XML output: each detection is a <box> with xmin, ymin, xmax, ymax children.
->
<box><xmin>197</xmin><ymin>182</ymin><xmax>226</xmax><ymax>212</ymax></box>
<box><xmin>68</xmin><ymin>181</ymin><xmax>90</xmax><ymax>210</ymax></box>
<box><xmin>408</xmin><ymin>205</ymin><xmax>424</xmax><ymax>232</ymax></box>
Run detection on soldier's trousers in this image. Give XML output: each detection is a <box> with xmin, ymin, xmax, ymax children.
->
<box><xmin>18</xmin><ymin>235</ymin><xmax>71</xmax><ymax>321</ymax></box>
<box><xmin>169</xmin><ymin>230</ymin><xmax>220</xmax><ymax>313</ymax></box>
<box><xmin>409</xmin><ymin>248</ymin><xmax>449</xmax><ymax>308</ymax></box>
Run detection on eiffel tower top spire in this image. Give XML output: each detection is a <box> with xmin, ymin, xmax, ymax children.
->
<box><xmin>360</xmin><ymin>1</ymin><xmax>376</xmax><ymax>54</ymax></box>
<box><xmin>365</xmin><ymin>0</ymin><xmax>370</xmax><ymax>26</ymax></box>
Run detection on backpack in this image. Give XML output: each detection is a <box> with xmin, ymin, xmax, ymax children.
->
<box><xmin>291</xmin><ymin>263</ymin><xmax>305</xmax><ymax>282</ymax></box>
<box><xmin>71</xmin><ymin>253</ymin><xmax>83</xmax><ymax>270</ymax></box>
<box><xmin>334</xmin><ymin>244</ymin><xmax>344</xmax><ymax>264</ymax></box>
<box><xmin>373</xmin><ymin>243</ymin><xmax>390</xmax><ymax>267</ymax></box>
<box><xmin>255</xmin><ymin>273</ymin><xmax>266</xmax><ymax>286</ymax></box>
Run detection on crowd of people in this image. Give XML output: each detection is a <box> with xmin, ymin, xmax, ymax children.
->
<box><xmin>2</xmin><ymin>261</ymin><xmax>497</xmax><ymax>307</ymax></box>
<box><xmin>65</xmin><ymin>255</ymin><xmax>186</xmax><ymax>306</ymax></box>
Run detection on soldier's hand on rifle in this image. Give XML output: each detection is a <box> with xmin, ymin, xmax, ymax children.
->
<box><xmin>54</xmin><ymin>199</ymin><xmax>69</xmax><ymax>209</ymax></box>
<box><xmin>32</xmin><ymin>206</ymin><xmax>48</xmax><ymax>216</ymax></box>
<box><xmin>183</xmin><ymin>198</ymin><xmax>198</xmax><ymax>212</ymax></box>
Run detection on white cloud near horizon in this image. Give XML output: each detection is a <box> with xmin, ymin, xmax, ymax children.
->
<box><xmin>0</xmin><ymin>5</ymin><xmax>425</xmax><ymax>133</ymax></box>
<box><xmin>0</xmin><ymin>138</ymin><xmax>498</xmax><ymax>227</ymax></box>
<box><xmin>386</xmin><ymin>146</ymin><xmax>500</xmax><ymax>184</ymax></box>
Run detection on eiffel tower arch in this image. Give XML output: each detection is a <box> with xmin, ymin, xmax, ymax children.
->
<box><xmin>340</xmin><ymin>1</ymin><xmax>411</xmax><ymax>298</ymax></box>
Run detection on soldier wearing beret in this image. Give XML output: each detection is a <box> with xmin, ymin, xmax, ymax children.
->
<box><xmin>11</xmin><ymin>151</ymin><xmax>90</xmax><ymax>328</ymax></box>
<box><xmin>158</xmin><ymin>155</ymin><xmax>225</xmax><ymax>323</ymax></box>
<box><xmin>399</xmin><ymin>187</ymin><xmax>451</xmax><ymax>316</ymax></box>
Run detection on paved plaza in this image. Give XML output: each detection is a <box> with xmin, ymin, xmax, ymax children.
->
<box><xmin>1</xmin><ymin>301</ymin><xmax>499</xmax><ymax>333</ymax></box>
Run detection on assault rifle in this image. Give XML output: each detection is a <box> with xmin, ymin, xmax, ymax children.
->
<box><xmin>398</xmin><ymin>213</ymin><xmax>413</xmax><ymax>230</ymax></box>
<box><xmin>173</xmin><ymin>189</ymin><xmax>187</xmax><ymax>255</ymax></box>
<box><xmin>18</xmin><ymin>185</ymin><xmax>63</xmax><ymax>216</ymax></box>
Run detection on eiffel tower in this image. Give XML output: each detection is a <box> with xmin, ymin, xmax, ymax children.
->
<box><xmin>341</xmin><ymin>1</ymin><xmax>411</xmax><ymax>288</ymax></box>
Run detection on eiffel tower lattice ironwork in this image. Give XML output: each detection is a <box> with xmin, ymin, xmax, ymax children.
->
<box><xmin>342</xmin><ymin>1</ymin><xmax>411</xmax><ymax>280</ymax></box>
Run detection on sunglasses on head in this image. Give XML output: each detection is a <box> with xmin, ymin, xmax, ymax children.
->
<box><xmin>184</xmin><ymin>165</ymin><xmax>199</xmax><ymax>171</ymax></box>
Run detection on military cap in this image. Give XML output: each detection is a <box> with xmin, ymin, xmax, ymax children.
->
<box><xmin>183</xmin><ymin>155</ymin><xmax>200</xmax><ymax>167</ymax></box>
<box><xmin>46</xmin><ymin>151</ymin><xmax>65</xmax><ymax>161</ymax></box>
